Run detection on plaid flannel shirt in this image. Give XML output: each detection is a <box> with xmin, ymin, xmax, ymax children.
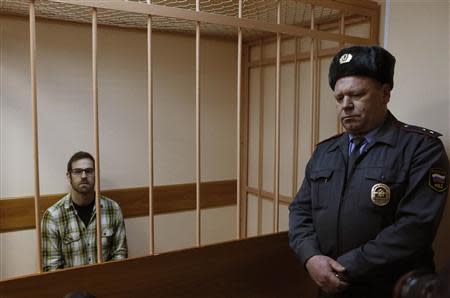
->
<box><xmin>41</xmin><ymin>194</ymin><xmax>128</xmax><ymax>271</ymax></box>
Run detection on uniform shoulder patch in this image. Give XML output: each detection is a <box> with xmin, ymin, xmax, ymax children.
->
<box><xmin>429</xmin><ymin>168</ymin><xmax>448</xmax><ymax>193</ymax></box>
<box><xmin>395</xmin><ymin>122</ymin><xmax>442</xmax><ymax>138</ymax></box>
<box><xmin>316</xmin><ymin>132</ymin><xmax>344</xmax><ymax>146</ymax></box>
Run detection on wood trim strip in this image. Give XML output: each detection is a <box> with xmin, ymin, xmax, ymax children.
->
<box><xmin>244</xmin><ymin>14</ymin><xmax>372</xmax><ymax>47</ymax></box>
<box><xmin>246</xmin><ymin>187</ymin><xmax>292</xmax><ymax>205</ymax></box>
<box><xmin>48</xmin><ymin>0</ymin><xmax>374</xmax><ymax>45</ymax></box>
<box><xmin>0</xmin><ymin>180</ymin><xmax>237</xmax><ymax>233</ymax></box>
<box><xmin>248</xmin><ymin>47</ymin><xmax>340</xmax><ymax>68</ymax></box>
<box><xmin>0</xmin><ymin>232</ymin><xmax>317</xmax><ymax>298</ymax></box>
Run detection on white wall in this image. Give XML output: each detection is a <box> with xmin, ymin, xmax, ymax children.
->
<box><xmin>0</xmin><ymin>16</ymin><xmax>237</xmax><ymax>278</ymax></box>
<box><xmin>378</xmin><ymin>0</ymin><xmax>450</xmax><ymax>268</ymax></box>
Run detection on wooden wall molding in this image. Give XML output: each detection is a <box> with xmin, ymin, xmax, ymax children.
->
<box><xmin>0</xmin><ymin>180</ymin><xmax>237</xmax><ymax>233</ymax></box>
<box><xmin>0</xmin><ymin>232</ymin><xmax>317</xmax><ymax>298</ymax></box>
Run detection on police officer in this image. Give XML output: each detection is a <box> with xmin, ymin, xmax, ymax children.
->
<box><xmin>288</xmin><ymin>46</ymin><xmax>448</xmax><ymax>298</ymax></box>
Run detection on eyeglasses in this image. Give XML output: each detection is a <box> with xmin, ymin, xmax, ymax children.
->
<box><xmin>70</xmin><ymin>168</ymin><xmax>95</xmax><ymax>177</ymax></box>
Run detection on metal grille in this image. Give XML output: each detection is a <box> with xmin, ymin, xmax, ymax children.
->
<box><xmin>0</xmin><ymin>0</ymin><xmax>342</xmax><ymax>40</ymax></box>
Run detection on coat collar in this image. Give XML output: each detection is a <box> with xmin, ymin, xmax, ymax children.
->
<box><xmin>327</xmin><ymin>110</ymin><xmax>399</xmax><ymax>153</ymax></box>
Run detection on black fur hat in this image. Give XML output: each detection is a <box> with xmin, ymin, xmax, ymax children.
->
<box><xmin>328</xmin><ymin>45</ymin><xmax>396</xmax><ymax>90</ymax></box>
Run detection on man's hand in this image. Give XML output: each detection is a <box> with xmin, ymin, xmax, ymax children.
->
<box><xmin>305</xmin><ymin>255</ymin><xmax>349</xmax><ymax>294</ymax></box>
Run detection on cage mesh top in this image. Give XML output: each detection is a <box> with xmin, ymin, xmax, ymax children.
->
<box><xmin>1</xmin><ymin>0</ymin><xmax>356</xmax><ymax>40</ymax></box>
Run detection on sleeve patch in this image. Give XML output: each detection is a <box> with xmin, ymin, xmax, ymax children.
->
<box><xmin>429</xmin><ymin>168</ymin><xmax>448</xmax><ymax>192</ymax></box>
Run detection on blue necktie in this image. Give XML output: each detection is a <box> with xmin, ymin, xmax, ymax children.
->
<box><xmin>348</xmin><ymin>137</ymin><xmax>365</xmax><ymax>177</ymax></box>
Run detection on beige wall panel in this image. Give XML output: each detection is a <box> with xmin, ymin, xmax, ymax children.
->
<box><xmin>281</xmin><ymin>38</ymin><xmax>295</xmax><ymax>56</ymax></box>
<box><xmin>279</xmin><ymin>204</ymin><xmax>289</xmax><ymax>232</ymax></box>
<box><xmin>261</xmin><ymin>198</ymin><xmax>274</xmax><ymax>235</ymax></box>
<box><xmin>262</xmin><ymin>65</ymin><xmax>276</xmax><ymax>193</ymax></box>
<box><xmin>296</xmin><ymin>61</ymin><xmax>312</xmax><ymax>189</ymax></box>
<box><xmin>319</xmin><ymin>57</ymin><xmax>338</xmax><ymax>141</ymax></box>
<box><xmin>199</xmin><ymin>39</ymin><xmax>238</xmax><ymax>182</ymax></box>
<box><xmin>345</xmin><ymin>22</ymin><xmax>371</xmax><ymax>39</ymax></box>
<box><xmin>300</xmin><ymin>37</ymin><xmax>312</xmax><ymax>52</ymax></box>
<box><xmin>0</xmin><ymin>230</ymin><xmax>37</xmax><ymax>278</ymax></box>
<box><xmin>154</xmin><ymin>210</ymin><xmax>196</xmax><ymax>253</ymax></box>
<box><xmin>263</xmin><ymin>41</ymin><xmax>276</xmax><ymax>59</ymax></box>
<box><xmin>249</xmin><ymin>44</ymin><xmax>261</xmax><ymax>62</ymax></box>
<box><xmin>124</xmin><ymin>217</ymin><xmax>150</xmax><ymax>257</ymax></box>
<box><xmin>200</xmin><ymin>205</ymin><xmax>236</xmax><ymax>245</ymax></box>
<box><xmin>321</xmin><ymin>29</ymin><xmax>339</xmax><ymax>49</ymax></box>
<box><xmin>246</xmin><ymin>194</ymin><xmax>259</xmax><ymax>237</ymax></box>
<box><xmin>247</xmin><ymin>67</ymin><xmax>261</xmax><ymax>189</ymax></box>
<box><xmin>279</xmin><ymin>63</ymin><xmax>295</xmax><ymax>197</ymax></box>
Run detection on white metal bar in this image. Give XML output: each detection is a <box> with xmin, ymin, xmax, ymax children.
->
<box><xmin>92</xmin><ymin>7</ymin><xmax>102</xmax><ymax>263</ymax></box>
<box><xmin>309</xmin><ymin>5</ymin><xmax>317</xmax><ymax>154</ymax></box>
<box><xmin>292</xmin><ymin>38</ymin><xmax>300</xmax><ymax>198</ymax></box>
<box><xmin>236</xmin><ymin>0</ymin><xmax>243</xmax><ymax>239</ymax></box>
<box><xmin>195</xmin><ymin>0</ymin><xmax>201</xmax><ymax>247</ymax></box>
<box><xmin>273</xmin><ymin>0</ymin><xmax>281</xmax><ymax>233</ymax></box>
<box><xmin>29</xmin><ymin>0</ymin><xmax>42</xmax><ymax>273</ymax></box>
<box><xmin>257</xmin><ymin>40</ymin><xmax>264</xmax><ymax>236</ymax></box>
<box><xmin>146</xmin><ymin>0</ymin><xmax>154</xmax><ymax>255</ymax></box>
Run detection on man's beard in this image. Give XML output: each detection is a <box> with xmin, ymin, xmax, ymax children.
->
<box><xmin>71</xmin><ymin>179</ymin><xmax>94</xmax><ymax>195</ymax></box>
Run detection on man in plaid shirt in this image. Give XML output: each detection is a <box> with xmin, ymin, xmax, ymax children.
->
<box><xmin>41</xmin><ymin>151</ymin><xmax>128</xmax><ymax>271</ymax></box>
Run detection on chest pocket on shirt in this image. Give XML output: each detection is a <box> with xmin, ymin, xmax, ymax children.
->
<box><xmin>310</xmin><ymin>168</ymin><xmax>334</xmax><ymax>209</ymax></box>
<box><xmin>361</xmin><ymin>167</ymin><xmax>407</xmax><ymax>216</ymax></box>
<box><xmin>101</xmin><ymin>226</ymin><xmax>114</xmax><ymax>257</ymax></box>
<box><xmin>62</xmin><ymin>231</ymin><xmax>81</xmax><ymax>257</ymax></box>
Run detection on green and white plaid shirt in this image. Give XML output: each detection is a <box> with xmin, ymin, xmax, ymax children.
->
<box><xmin>41</xmin><ymin>194</ymin><xmax>128</xmax><ymax>271</ymax></box>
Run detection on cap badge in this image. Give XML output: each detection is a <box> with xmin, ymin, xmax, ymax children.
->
<box><xmin>371</xmin><ymin>183</ymin><xmax>390</xmax><ymax>206</ymax></box>
<box><xmin>339</xmin><ymin>53</ymin><xmax>352</xmax><ymax>64</ymax></box>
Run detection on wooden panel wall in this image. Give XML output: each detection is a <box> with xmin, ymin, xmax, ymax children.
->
<box><xmin>0</xmin><ymin>180</ymin><xmax>236</xmax><ymax>233</ymax></box>
<box><xmin>0</xmin><ymin>232</ymin><xmax>317</xmax><ymax>298</ymax></box>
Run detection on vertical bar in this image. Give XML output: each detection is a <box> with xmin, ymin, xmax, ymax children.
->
<box><xmin>309</xmin><ymin>5</ymin><xmax>317</xmax><ymax>154</ymax></box>
<box><xmin>147</xmin><ymin>0</ymin><xmax>154</xmax><ymax>255</ymax></box>
<box><xmin>92</xmin><ymin>7</ymin><xmax>102</xmax><ymax>263</ymax></box>
<box><xmin>236</xmin><ymin>0</ymin><xmax>243</xmax><ymax>239</ymax></box>
<box><xmin>257</xmin><ymin>40</ymin><xmax>264</xmax><ymax>236</ymax></box>
<box><xmin>241</xmin><ymin>44</ymin><xmax>250</xmax><ymax>239</ymax></box>
<box><xmin>339</xmin><ymin>14</ymin><xmax>345</xmax><ymax>49</ymax></box>
<box><xmin>291</xmin><ymin>37</ymin><xmax>300</xmax><ymax>198</ymax></box>
<box><xmin>29</xmin><ymin>0</ymin><xmax>42</xmax><ymax>272</ymax></box>
<box><xmin>337</xmin><ymin>14</ymin><xmax>345</xmax><ymax>134</ymax></box>
<box><xmin>273</xmin><ymin>0</ymin><xmax>281</xmax><ymax>233</ymax></box>
<box><xmin>195</xmin><ymin>0</ymin><xmax>201</xmax><ymax>247</ymax></box>
<box><xmin>372</xmin><ymin>4</ymin><xmax>381</xmax><ymax>45</ymax></box>
<box><xmin>315</xmin><ymin>48</ymin><xmax>321</xmax><ymax>143</ymax></box>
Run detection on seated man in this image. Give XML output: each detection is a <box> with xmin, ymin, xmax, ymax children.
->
<box><xmin>41</xmin><ymin>151</ymin><xmax>127</xmax><ymax>271</ymax></box>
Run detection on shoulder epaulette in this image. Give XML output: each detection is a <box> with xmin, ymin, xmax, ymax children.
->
<box><xmin>316</xmin><ymin>132</ymin><xmax>345</xmax><ymax>146</ymax></box>
<box><xmin>395</xmin><ymin>121</ymin><xmax>442</xmax><ymax>138</ymax></box>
